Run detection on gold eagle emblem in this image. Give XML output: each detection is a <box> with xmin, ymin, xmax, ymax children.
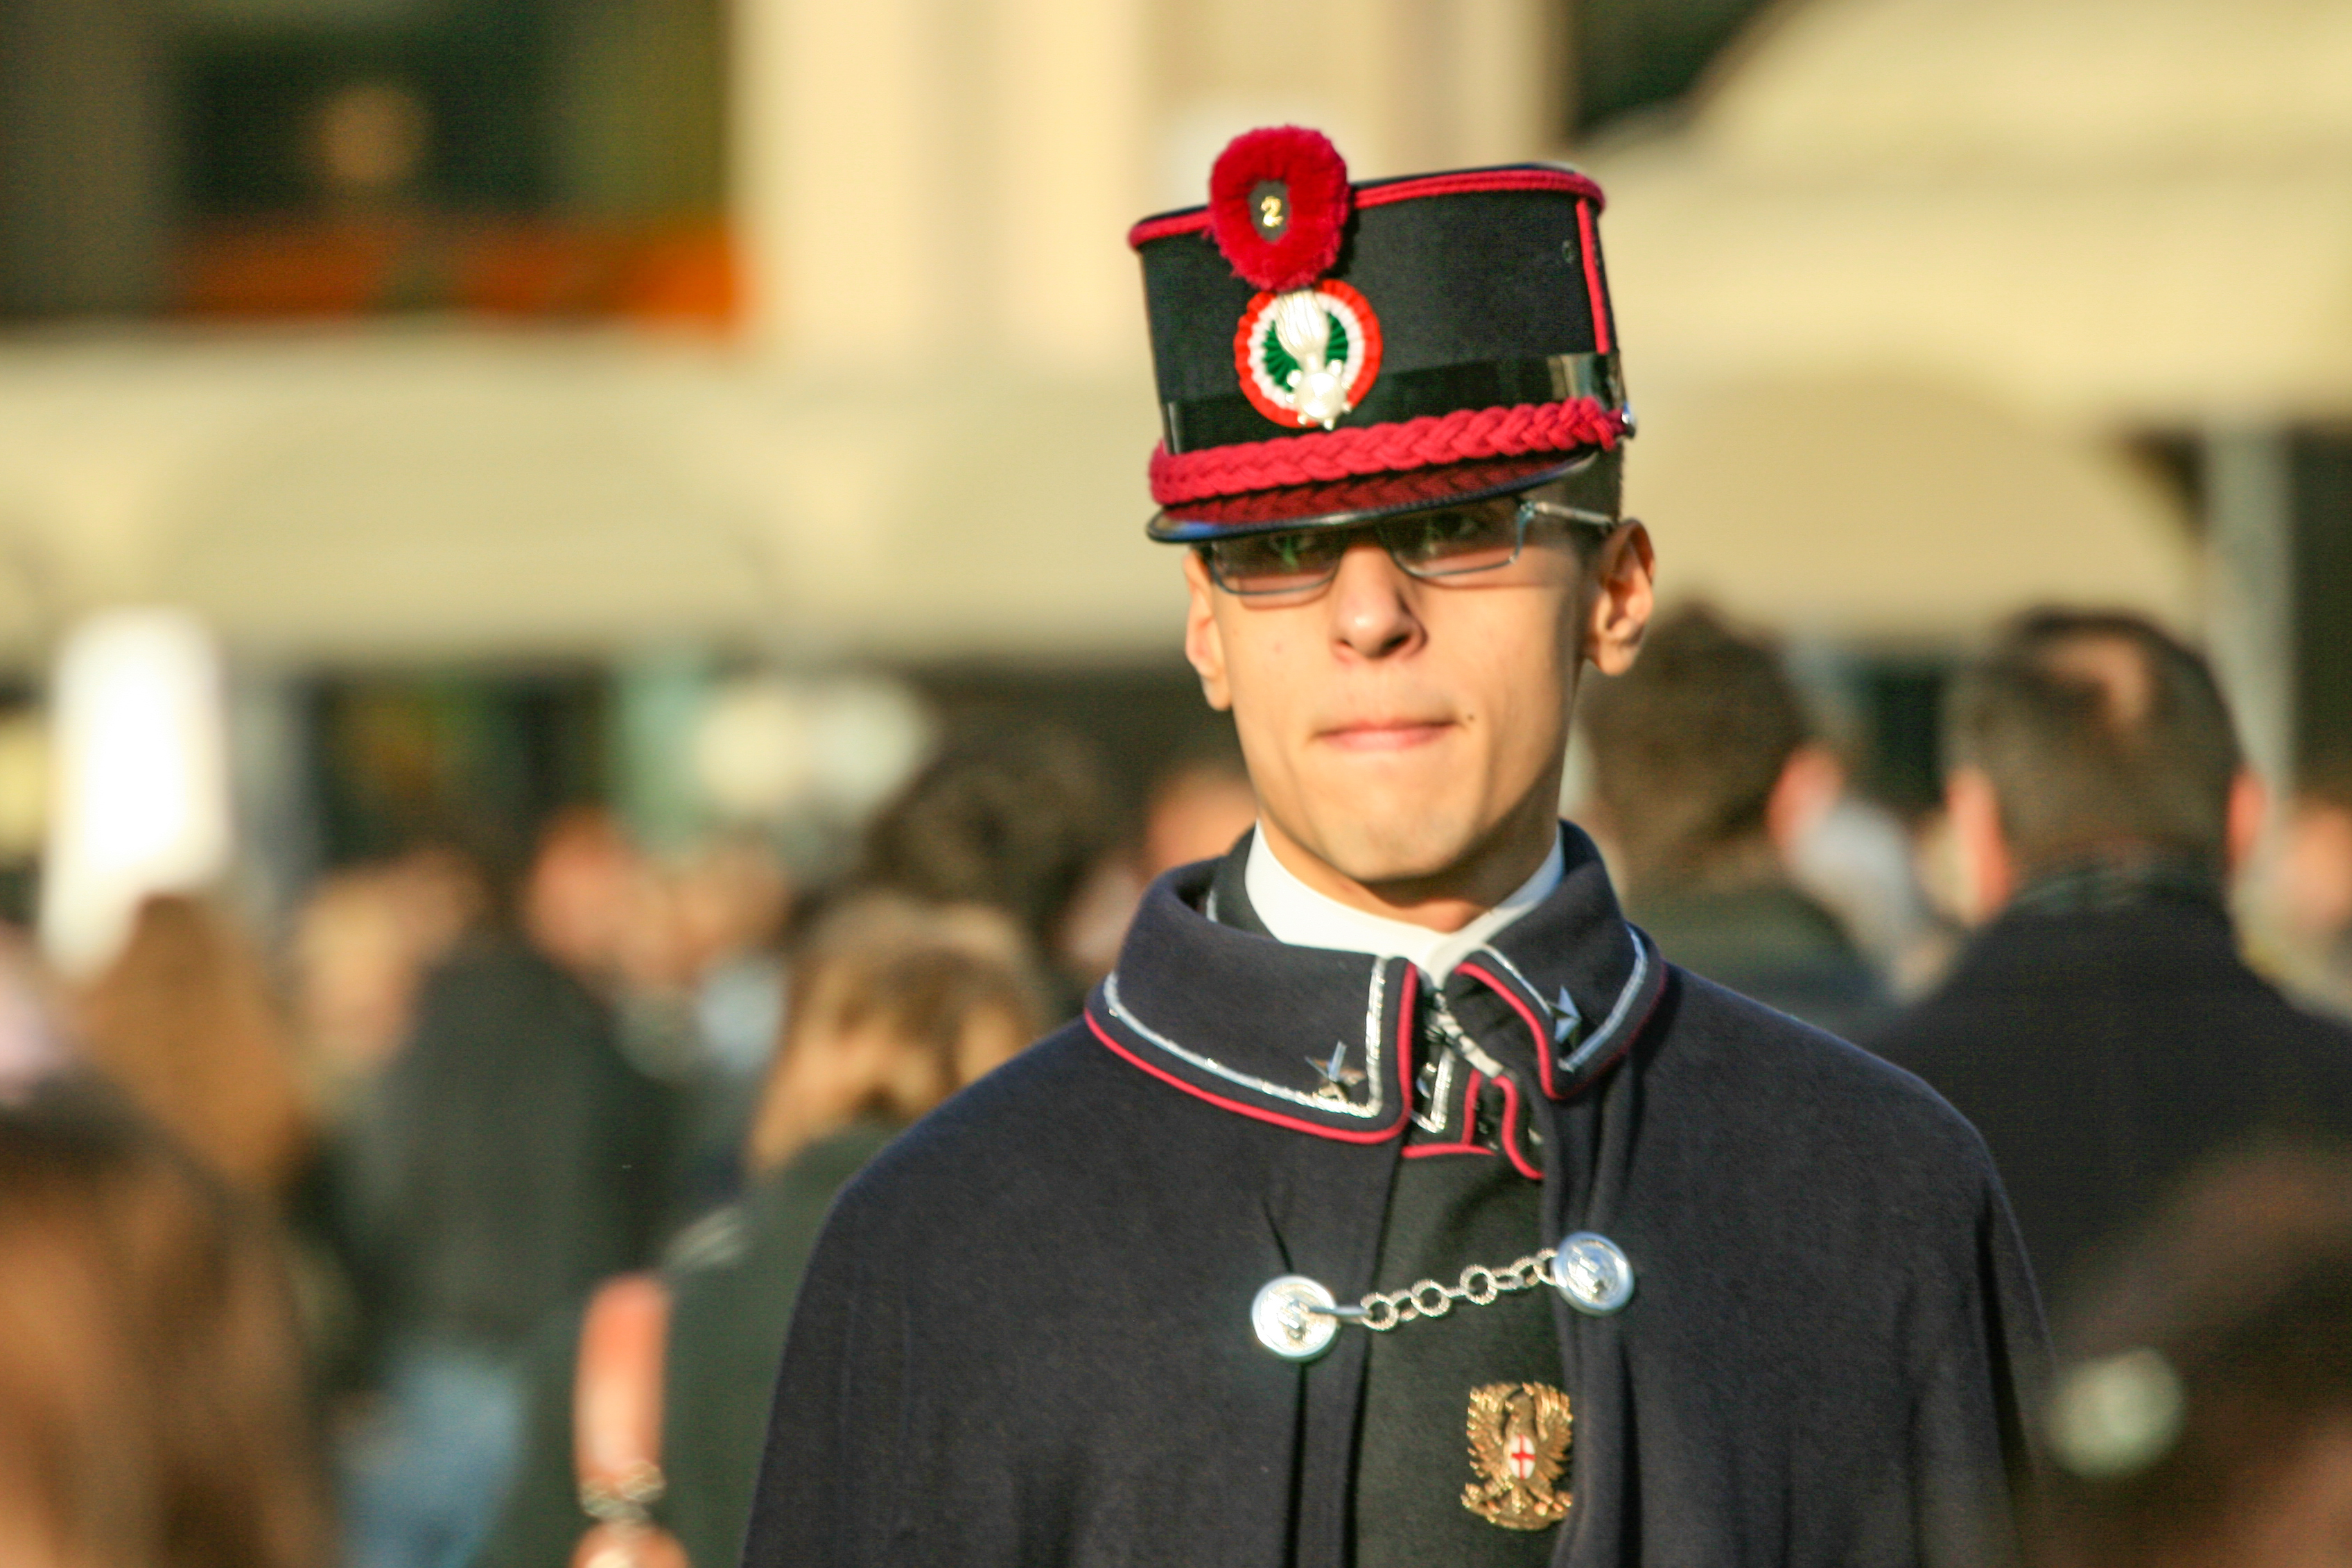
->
<box><xmin>1461</xmin><ymin>1381</ymin><xmax>1573</xmax><ymax>1530</ymax></box>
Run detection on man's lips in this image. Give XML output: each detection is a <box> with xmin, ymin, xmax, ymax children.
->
<box><xmin>1316</xmin><ymin>718</ymin><xmax>1456</xmax><ymax>752</ymax></box>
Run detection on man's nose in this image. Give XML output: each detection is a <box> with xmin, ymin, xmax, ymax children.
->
<box><xmin>1326</xmin><ymin>539</ymin><xmax>1423</xmax><ymax>660</ymax></box>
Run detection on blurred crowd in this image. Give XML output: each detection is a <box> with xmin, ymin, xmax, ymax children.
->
<box><xmin>12</xmin><ymin>604</ymin><xmax>2352</xmax><ymax>1567</ymax></box>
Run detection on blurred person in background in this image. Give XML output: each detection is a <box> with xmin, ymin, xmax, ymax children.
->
<box><xmin>1870</xmin><ymin>609</ymin><xmax>2352</xmax><ymax>1315</ymax></box>
<box><xmin>0</xmin><ymin>1079</ymin><xmax>330</xmax><ymax>1568</ymax></box>
<box><xmin>294</xmin><ymin>847</ymin><xmax>495</xmax><ymax>1400</ymax></box>
<box><xmin>1786</xmin><ymin>788</ymin><xmax>1958</xmax><ymax>1002</ymax></box>
<box><xmin>613</xmin><ymin>834</ymin><xmax>794</xmax><ymax>1221</ymax></box>
<box><xmin>471</xmin><ymin>894</ymin><xmax>1043</xmax><ymax>1568</ymax></box>
<box><xmin>855</xmin><ymin>724</ymin><xmax>1114</xmax><ymax>1015</ymax></box>
<box><xmin>1061</xmin><ymin>745</ymin><xmax>1260</xmax><ymax>982</ymax></box>
<box><xmin>341</xmin><ymin>808</ymin><xmax>673</xmax><ymax>1568</ymax></box>
<box><xmin>73</xmin><ymin>891</ymin><xmax>312</xmax><ymax>1208</ymax></box>
<box><xmin>1577</xmin><ymin>602</ymin><xmax>1890</xmax><ymax>1038</ymax></box>
<box><xmin>1139</xmin><ymin>747</ymin><xmax>1258</xmax><ymax>881</ymax></box>
<box><xmin>0</xmin><ymin>926</ymin><xmax>69</xmax><ymax>1101</ymax></box>
<box><xmin>2032</xmin><ymin>1145</ymin><xmax>2352</xmax><ymax>1568</ymax></box>
<box><xmin>294</xmin><ymin>845</ymin><xmax>487</xmax><ymax>1120</ymax></box>
<box><xmin>2263</xmin><ymin>760</ymin><xmax>2352</xmax><ymax>1022</ymax></box>
<box><xmin>523</xmin><ymin>807</ymin><xmax>643</xmax><ymax>995</ymax></box>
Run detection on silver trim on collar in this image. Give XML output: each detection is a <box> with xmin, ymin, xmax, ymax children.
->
<box><xmin>1473</xmin><ymin>922</ymin><xmax>1653</xmax><ymax>1077</ymax></box>
<box><xmin>1565</xmin><ymin>925</ymin><xmax>1650</xmax><ymax>1074</ymax></box>
<box><xmin>1413</xmin><ymin>1047</ymin><xmax>1459</xmax><ymax>1133</ymax></box>
<box><xmin>1101</xmin><ymin>961</ymin><xmax>1393</xmax><ymax>1120</ymax></box>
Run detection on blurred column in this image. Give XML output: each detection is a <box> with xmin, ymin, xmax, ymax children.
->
<box><xmin>1148</xmin><ymin>0</ymin><xmax>1562</xmax><ymax>208</ymax></box>
<box><xmin>1445</xmin><ymin>0</ymin><xmax>1565</xmax><ymax>164</ymax></box>
<box><xmin>734</xmin><ymin>0</ymin><xmax>958</xmax><ymax>358</ymax></box>
<box><xmin>989</xmin><ymin>0</ymin><xmax>1149</xmax><ymax>369</ymax></box>
<box><xmin>0</xmin><ymin>0</ymin><xmax>169</xmax><ymax>316</ymax></box>
<box><xmin>2287</xmin><ymin>433</ymin><xmax>2352</xmax><ymax>776</ymax></box>
<box><xmin>41</xmin><ymin>611</ymin><xmax>234</xmax><ymax>978</ymax></box>
<box><xmin>224</xmin><ymin>668</ymin><xmax>324</xmax><ymax>955</ymax></box>
<box><xmin>2205</xmin><ymin>429</ymin><xmax>2294</xmax><ymax>792</ymax></box>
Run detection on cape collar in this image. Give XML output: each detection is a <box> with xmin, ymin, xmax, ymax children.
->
<box><xmin>1086</xmin><ymin>821</ymin><xmax>1664</xmax><ymax>1141</ymax></box>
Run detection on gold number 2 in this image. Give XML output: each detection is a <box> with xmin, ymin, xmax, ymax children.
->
<box><xmin>1260</xmin><ymin>195</ymin><xmax>1284</xmax><ymax>226</ymax></box>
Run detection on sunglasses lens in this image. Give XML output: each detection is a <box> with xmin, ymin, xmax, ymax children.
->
<box><xmin>1205</xmin><ymin>529</ymin><xmax>1348</xmax><ymax>595</ymax></box>
<box><xmin>1383</xmin><ymin>500</ymin><xmax>1522</xmax><ymax>576</ymax></box>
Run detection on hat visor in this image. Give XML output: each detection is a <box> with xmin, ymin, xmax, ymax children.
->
<box><xmin>1147</xmin><ymin>451</ymin><xmax>1600</xmax><ymax>542</ymax></box>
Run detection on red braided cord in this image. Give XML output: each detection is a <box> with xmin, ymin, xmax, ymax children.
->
<box><xmin>1149</xmin><ymin>397</ymin><xmax>1626</xmax><ymax>506</ymax></box>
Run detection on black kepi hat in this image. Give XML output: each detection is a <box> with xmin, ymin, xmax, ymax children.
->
<box><xmin>1131</xmin><ymin>127</ymin><xmax>1630</xmax><ymax>541</ymax></box>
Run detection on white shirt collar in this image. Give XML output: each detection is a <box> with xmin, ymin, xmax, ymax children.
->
<box><xmin>1243</xmin><ymin>824</ymin><xmax>1565</xmax><ymax>981</ymax></box>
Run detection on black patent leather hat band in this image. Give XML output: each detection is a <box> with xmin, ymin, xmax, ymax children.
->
<box><xmin>1161</xmin><ymin>351</ymin><xmax>1623</xmax><ymax>455</ymax></box>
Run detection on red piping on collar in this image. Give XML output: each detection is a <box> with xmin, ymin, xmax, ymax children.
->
<box><xmin>1082</xmin><ymin>964</ymin><xmax>1419</xmax><ymax>1144</ymax></box>
<box><xmin>1126</xmin><ymin>168</ymin><xmax>1605</xmax><ymax>250</ymax></box>
<box><xmin>1493</xmin><ymin>1071</ymin><xmax>1542</xmax><ymax>1180</ymax></box>
<box><xmin>1455</xmin><ymin>960</ymin><xmax>1558</xmax><ymax>1097</ymax></box>
<box><xmin>1401</xmin><ymin>1068</ymin><xmax>1491</xmax><ymax>1160</ymax></box>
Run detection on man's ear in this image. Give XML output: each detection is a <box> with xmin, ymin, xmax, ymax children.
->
<box><xmin>1945</xmin><ymin>766</ymin><xmax>2013</xmax><ymax>925</ymax></box>
<box><xmin>1583</xmin><ymin>521</ymin><xmax>1656</xmax><ymax>677</ymax></box>
<box><xmin>2225</xmin><ymin>767</ymin><xmax>2267</xmax><ymax>878</ymax></box>
<box><xmin>1181</xmin><ymin>551</ymin><xmax>1233</xmax><ymax>712</ymax></box>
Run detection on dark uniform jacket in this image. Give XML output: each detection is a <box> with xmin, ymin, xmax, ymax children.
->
<box><xmin>1870</xmin><ymin>859</ymin><xmax>2352</xmax><ymax>1314</ymax></box>
<box><xmin>744</xmin><ymin>826</ymin><xmax>2042</xmax><ymax>1568</ymax></box>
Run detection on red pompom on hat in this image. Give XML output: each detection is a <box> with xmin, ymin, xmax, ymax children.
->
<box><xmin>1208</xmin><ymin>126</ymin><xmax>1351</xmax><ymax>293</ymax></box>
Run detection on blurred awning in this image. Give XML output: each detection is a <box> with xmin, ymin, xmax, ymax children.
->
<box><xmin>0</xmin><ymin>331</ymin><xmax>1176</xmax><ymax>664</ymax></box>
<box><xmin>0</xmin><ymin>327</ymin><xmax>2204</xmax><ymax>663</ymax></box>
<box><xmin>1583</xmin><ymin>0</ymin><xmax>2352</xmax><ymax>431</ymax></box>
<box><xmin>1623</xmin><ymin>375</ymin><xmax>2199</xmax><ymax>642</ymax></box>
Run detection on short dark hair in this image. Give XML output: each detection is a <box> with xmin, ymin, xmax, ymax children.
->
<box><xmin>1578</xmin><ymin>602</ymin><xmax>1811</xmax><ymax>894</ymax></box>
<box><xmin>1943</xmin><ymin>609</ymin><xmax>2241</xmax><ymax>877</ymax></box>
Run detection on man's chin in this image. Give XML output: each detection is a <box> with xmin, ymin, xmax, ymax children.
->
<box><xmin>1298</xmin><ymin>815</ymin><xmax>1485</xmax><ymax>894</ymax></box>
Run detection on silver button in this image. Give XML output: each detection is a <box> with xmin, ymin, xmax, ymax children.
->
<box><xmin>1251</xmin><ymin>1274</ymin><xmax>1339</xmax><ymax>1361</ymax></box>
<box><xmin>1555</xmin><ymin>1232</ymin><xmax>1635</xmax><ymax>1316</ymax></box>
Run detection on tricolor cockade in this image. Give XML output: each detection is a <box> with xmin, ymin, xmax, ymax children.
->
<box><xmin>1208</xmin><ymin>128</ymin><xmax>1384</xmax><ymax>431</ymax></box>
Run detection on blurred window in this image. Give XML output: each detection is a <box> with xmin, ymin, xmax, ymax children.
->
<box><xmin>1567</xmin><ymin>0</ymin><xmax>1777</xmax><ymax>137</ymax></box>
<box><xmin>0</xmin><ymin>0</ymin><xmax>731</xmax><ymax>324</ymax></box>
<box><xmin>306</xmin><ymin>669</ymin><xmax>609</xmax><ymax>871</ymax></box>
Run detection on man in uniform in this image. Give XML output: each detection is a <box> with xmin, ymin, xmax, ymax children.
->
<box><xmin>743</xmin><ymin>128</ymin><xmax>2040</xmax><ymax>1568</ymax></box>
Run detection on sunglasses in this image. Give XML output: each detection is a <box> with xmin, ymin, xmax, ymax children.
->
<box><xmin>1197</xmin><ymin>497</ymin><xmax>1619</xmax><ymax>598</ymax></box>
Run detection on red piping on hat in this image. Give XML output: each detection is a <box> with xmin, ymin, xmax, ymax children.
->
<box><xmin>1576</xmin><ymin>200</ymin><xmax>1612</xmax><ymax>356</ymax></box>
<box><xmin>1357</xmin><ymin>167</ymin><xmax>1603</xmax><ymax>212</ymax></box>
<box><xmin>1149</xmin><ymin>397</ymin><xmax>1626</xmax><ymax>507</ymax></box>
<box><xmin>1128</xmin><ymin>210</ymin><xmax>1212</xmax><ymax>247</ymax></box>
<box><xmin>1081</xmin><ymin>964</ymin><xmax>1418</xmax><ymax>1144</ymax></box>
<box><xmin>1126</xmin><ymin>167</ymin><xmax>1604</xmax><ymax>250</ymax></box>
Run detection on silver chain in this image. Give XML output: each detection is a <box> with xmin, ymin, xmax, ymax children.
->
<box><xmin>1312</xmin><ymin>1248</ymin><xmax>1558</xmax><ymax>1332</ymax></box>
